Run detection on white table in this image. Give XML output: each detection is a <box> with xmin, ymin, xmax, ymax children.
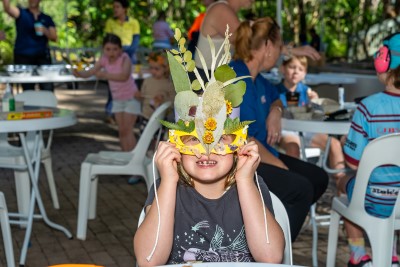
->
<box><xmin>262</xmin><ymin>72</ymin><xmax>357</xmax><ymax>86</ymax></box>
<box><xmin>0</xmin><ymin>74</ymin><xmax>96</xmax><ymax>84</ymax></box>
<box><xmin>0</xmin><ymin>107</ymin><xmax>76</xmax><ymax>266</ymax></box>
<box><xmin>281</xmin><ymin>117</ymin><xmax>351</xmax><ymax>172</ymax></box>
<box><xmin>159</xmin><ymin>263</ymin><xmax>304</xmax><ymax>267</ymax></box>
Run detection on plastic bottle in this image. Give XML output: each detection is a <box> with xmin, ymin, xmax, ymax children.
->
<box><xmin>338</xmin><ymin>84</ymin><xmax>345</xmax><ymax>108</ymax></box>
<box><xmin>2</xmin><ymin>83</ymin><xmax>15</xmax><ymax>112</ymax></box>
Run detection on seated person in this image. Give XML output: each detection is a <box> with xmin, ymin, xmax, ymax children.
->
<box><xmin>277</xmin><ymin>55</ymin><xmax>346</xmax><ymax>180</ymax></box>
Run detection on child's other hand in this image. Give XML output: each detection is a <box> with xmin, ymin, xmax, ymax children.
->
<box><xmin>155</xmin><ymin>141</ymin><xmax>181</xmax><ymax>184</ymax></box>
<box><xmin>134</xmin><ymin>91</ymin><xmax>142</xmax><ymax>99</ymax></box>
<box><xmin>307</xmin><ymin>88</ymin><xmax>319</xmax><ymax>99</ymax></box>
<box><xmin>236</xmin><ymin>141</ymin><xmax>261</xmax><ymax>182</ymax></box>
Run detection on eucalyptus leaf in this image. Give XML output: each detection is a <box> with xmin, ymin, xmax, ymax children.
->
<box><xmin>171</xmin><ymin>49</ymin><xmax>180</xmax><ymax>55</ymax></box>
<box><xmin>224</xmin><ymin>80</ymin><xmax>246</xmax><ymax>107</ymax></box>
<box><xmin>183</xmin><ymin>51</ymin><xmax>192</xmax><ymax>62</ymax></box>
<box><xmin>174</xmin><ymin>28</ymin><xmax>181</xmax><ymax>41</ymax></box>
<box><xmin>179</xmin><ymin>37</ymin><xmax>186</xmax><ymax>47</ymax></box>
<box><xmin>186</xmin><ymin>60</ymin><xmax>195</xmax><ymax>72</ymax></box>
<box><xmin>175</xmin><ymin>90</ymin><xmax>199</xmax><ymax>120</ymax></box>
<box><xmin>191</xmin><ymin>79</ymin><xmax>202</xmax><ymax>91</ymax></box>
<box><xmin>167</xmin><ymin>51</ymin><xmax>191</xmax><ymax>93</ymax></box>
<box><xmin>214</xmin><ymin>64</ymin><xmax>236</xmax><ymax>83</ymax></box>
<box><xmin>173</xmin><ymin>55</ymin><xmax>182</xmax><ymax>63</ymax></box>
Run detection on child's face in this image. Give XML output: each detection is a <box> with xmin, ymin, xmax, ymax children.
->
<box><xmin>103</xmin><ymin>43</ymin><xmax>122</xmax><ymax>62</ymax></box>
<box><xmin>149</xmin><ymin>61</ymin><xmax>167</xmax><ymax>79</ymax></box>
<box><xmin>180</xmin><ymin>135</ymin><xmax>235</xmax><ymax>184</ymax></box>
<box><xmin>282</xmin><ymin>58</ymin><xmax>307</xmax><ymax>85</ymax></box>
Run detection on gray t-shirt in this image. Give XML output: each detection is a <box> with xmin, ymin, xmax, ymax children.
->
<box><xmin>144</xmin><ymin>177</ymin><xmax>274</xmax><ymax>264</ymax></box>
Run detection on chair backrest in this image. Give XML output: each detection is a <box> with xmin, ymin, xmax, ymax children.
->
<box><xmin>348</xmin><ymin>133</ymin><xmax>400</xmax><ymax>218</ymax></box>
<box><xmin>270</xmin><ymin>192</ymin><xmax>293</xmax><ymax>265</ymax></box>
<box><xmin>0</xmin><ymin>192</ymin><xmax>15</xmax><ymax>267</ymax></box>
<box><xmin>136</xmin><ymin>193</ymin><xmax>293</xmax><ymax>265</ymax></box>
<box><xmin>131</xmin><ymin>101</ymin><xmax>171</xmax><ymax>160</ymax></box>
<box><xmin>15</xmin><ymin>91</ymin><xmax>58</xmax><ymax>108</ymax></box>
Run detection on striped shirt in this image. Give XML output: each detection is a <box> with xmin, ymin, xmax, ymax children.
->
<box><xmin>344</xmin><ymin>91</ymin><xmax>400</xmax><ymax>217</ymax></box>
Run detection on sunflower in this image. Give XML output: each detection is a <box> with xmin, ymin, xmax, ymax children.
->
<box><xmin>204</xmin><ymin>117</ymin><xmax>217</xmax><ymax>131</ymax></box>
<box><xmin>203</xmin><ymin>131</ymin><xmax>214</xmax><ymax>144</ymax></box>
<box><xmin>225</xmin><ymin>100</ymin><xmax>233</xmax><ymax>115</ymax></box>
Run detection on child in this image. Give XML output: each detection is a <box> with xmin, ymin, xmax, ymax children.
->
<box><xmin>338</xmin><ymin>32</ymin><xmax>400</xmax><ymax>267</ymax></box>
<box><xmin>74</xmin><ymin>34</ymin><xmax>140</xmax><ymax>152</ymax></box>
<box><xmin>277</xmin><ymin>55</ymin><xmax>346</xmax><ymax>179</ymax></box>
<box><xmin>134</xmin><ymin>27</ymin><xmax>284</xmax><ymax>266</ymax></box>
<box><xmin>135</xmin><ymin>51</ymin><xmax>175</xmax><ymax>121</ymax></box>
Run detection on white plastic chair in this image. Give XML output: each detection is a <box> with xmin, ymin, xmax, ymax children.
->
<box><xmin>270</xmin><ymin>192</ymin><xmax>293</xmax><ymax>265</ymax></box>
<box><xmin>0</xmin><ymin>192</ymin><xmax>16</xmax><ymax>267</ymax></box>
<box><xmin>326</xmin><ymin>133</ymin><xmax>400</xmax><ymax>267</ymax></box>
<box><xmin>76</xmin><ymin>102</ymin><xmax>171</xmax><ymax>240</ymax></box>
<box><xmin>0</xmin><ymin>91</ymin><xmax>59</xmax><ymax>214</ymax></box>
<box><xmin>135</xmin><ymin>192</ymin><xmax>292</xmax><ymax>265</ymax></box>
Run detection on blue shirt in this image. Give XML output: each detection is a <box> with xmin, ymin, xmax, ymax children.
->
<box><xmin>276</xmin><ymin>81</ymin><xmax>310</xmax><ymax>107</ymax></box>
<box><xmin>14</xmin><ymin>8</ymin><xmax>55</xmax><ymax>56</ymax></box>
<box><xmin>230</xmin><ymin>60</ymin><xmax>279</xmax><ymax>157</ymax></box>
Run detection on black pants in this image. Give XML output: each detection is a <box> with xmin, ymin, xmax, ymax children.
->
<box><xmin>257</xmin><ymin>152</ymin><xmax>329</xmax><ymax>242</ymax></box>
<box><xmin>14</xmin><ymin>52</ymin><xmax>54</xmax><ymax>91</ymax></box>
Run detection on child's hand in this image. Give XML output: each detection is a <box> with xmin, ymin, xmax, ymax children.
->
<box><xmin>134</xmin><ymin>91</ymin><xmax>142</xmax><ymax>99</ymax></box>
<box><xmin>236</xmin><ymin>141</ymin><xmax>261</xmax><ymax>182</ymax></box>
<box><xmin>155</xmin><ymin>141</ymin><xmax>181</xmax><ymax>184</ymax></box>
<box><xmin>307</xmin><ymin>88</ymin><xmax>319</xmax><ymax>99</ymax></box>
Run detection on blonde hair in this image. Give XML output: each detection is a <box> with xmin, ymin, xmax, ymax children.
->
<box><xmin>282</xmin><ymin>55</ymin><xmax>308</xmax><ymax>69</ymax></box>
<box><xmin>234</xmin><ymin>17</ymin><xmax>280</xmax><ymax>62</ymax></box>
<box><xmin>177</xmin><ymin>154</ymin><xmax>238</xmax><ymax>190</ymax></box>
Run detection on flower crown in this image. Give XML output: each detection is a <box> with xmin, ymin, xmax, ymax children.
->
<box><xmin>160</xmin><ymin>26</ymin><xmax>253</xmax><ymax>155</ymax></box>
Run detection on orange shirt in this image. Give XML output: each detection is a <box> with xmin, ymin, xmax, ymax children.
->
<box><xmin>188</xmin><ymin>13</ymin><xmax>205</xmax><ymax>40</ymax></box>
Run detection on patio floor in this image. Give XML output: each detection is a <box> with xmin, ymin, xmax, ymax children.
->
<box><xmin>0</xmin><ymin>81</ymin><xmax>354</xmax><ymax>267</ymax></box>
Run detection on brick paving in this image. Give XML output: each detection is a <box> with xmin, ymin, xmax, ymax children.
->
<box><xmin>0</xmin><ymin>82</ymin><xmax>353</xmax><ymax>267</ymax></box>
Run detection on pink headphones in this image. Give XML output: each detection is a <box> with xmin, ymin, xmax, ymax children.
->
<box><xmin>374</xmin><ymin>45</ymin><xmax>391</xmax><ymax>74</ymax></box>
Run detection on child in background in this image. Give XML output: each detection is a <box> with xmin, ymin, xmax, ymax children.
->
<box><xmin>277</xmin><ymin>55</ymin><xmax>346</xmax><ymax>178</ymax></box>
<box><xmin>134</xmin><ymin>27</ymin><xmax>284</xmax><ymax>266</ymax></box>
<box><xmin>74</xmin><ymin>34</ymin><xmax>140</xmax><ymax>152</ymax></box>
<box><xmin>135</xmin><ymin>51</ymin><xmax>175</xmax><ymax>122</ymax></box>
<box><xmin>338</xmin><ymin>32</ymin><xmax>400</xmax><ymax>267</ymax></box>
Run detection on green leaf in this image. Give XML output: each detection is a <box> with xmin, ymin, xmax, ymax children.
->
<box><xmin>174</xmin><ymin>28</ymin><xmax>181</xmax><ymax>41</ymax></box>
<box><xmin>183</xmin><ymin>51</ymin><xmax>192</xmax><ymax>62</ymax></box>
<box><xmin>186</xmin><ymin>60</ymin><xmax>195</xmax><ymax>72</ymax></box>
<box><xmin>191</xmin><ymin>79</ymin><xmax>202</xmax><ymax>91</ymax></box>
<box><xmin>178</xmin><ymin>37</ymin><xmax>186</xmax><ymax>47</ymax></box>
<box><xmin>224</xmin><ymin>80</ymin><xmax>246</xmax><ymax>107</ymax></box>
<box><xmin>214</xmin><ymin>64</ymin><xmax>236</xmax><ymax>83</ymax></box>
<box><xmin>224</xmin><ymin>117</ymin><xmax>254</xmax><ymax>134</ymax></box>
<box><xmin>171</xmin><ymin>49</ymin><xmax>180</xmax><ymax>55</ymax></box>
<box><xmin>173</xmin><ymin>55</ymin><xmax>182</xmax><ymax>63</ymax></box>
<box><xmin>167</xmin><ymin>51</ymin><xmax>191</xmax><ymax>93</ymax></box>
<box><xmin>160</xmin><ymin>119</ymin><xmax>195</xmax><ymax>133</ymax></box>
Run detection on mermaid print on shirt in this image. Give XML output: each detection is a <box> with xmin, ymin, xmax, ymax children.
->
<box><xmin>169</xmin><ymin>220</ymin><xmax>252</xmax><ymax>263</ymax></box>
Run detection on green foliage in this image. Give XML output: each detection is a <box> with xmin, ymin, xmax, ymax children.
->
<box><xmin>160</xmin><ymin>119</ymin><xmax>195</xmax><ymax>133</ymax></box>
<box><xmin>224</xmin><ymin>118</ymin><xmax>254</xmax><ymax>135</ymax></box>
<box><xmin>0</xmin><ymin>0</ymin><xmax>390</xmax><ymax>61</ymax></box>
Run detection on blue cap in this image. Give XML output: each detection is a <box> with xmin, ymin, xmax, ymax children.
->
<box><xmin>383</xmin><ymin>33</ymin><xmax>400</xmax><ymax>70</ymax></box>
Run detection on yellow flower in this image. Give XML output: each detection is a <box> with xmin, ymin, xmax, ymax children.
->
<box><xmin>204</xmin><ymin>118</ymin><xmax>217</xmax><ymax>131</ymax></box>
<box><xmin>203</xmin><ymin>131</ymin><xmax>214</xmax><ymax>144</ymax></box>
<box><xmin>225</xmin><ymin>100</ymin><xmax>233</xmax><ymax>115</ymax></box>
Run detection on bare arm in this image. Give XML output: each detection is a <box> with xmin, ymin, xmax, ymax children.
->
<box><xmin>73</xmin><ymin>61</ymin><xmax>102</xmax><ymax>78</ymax></box>
<box><xmin>235</xmin><ymin>141</ymin><xmax>285</xmax><ymax>263</ymax></box>
<box><xmin>201</xmin><ymin>3</ymin><xmax>240</xmax><ymax>42</ymax></box>
<box><xmin>44</xmin><ymin>26</ymin><xmax>57</xmax><ymax>42</ymax></box>
<box><xmin>267</xmin><ymin>99</ymin><xmax>283</xmax><ymax>146</ymax></box>
<box><xmin>95</xmin><ymin>55</ymin><xmax>132</xmax><ymax>81</ymax></box>
<box><xmin>2</xmin><ymin>0</ymin><xmax>20</xmax><ymax>18</ymax></box>
<box><xmin>134</xmin><ymin>142</ymin><xmax>181</xmax><ymax>266</ymax></box>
